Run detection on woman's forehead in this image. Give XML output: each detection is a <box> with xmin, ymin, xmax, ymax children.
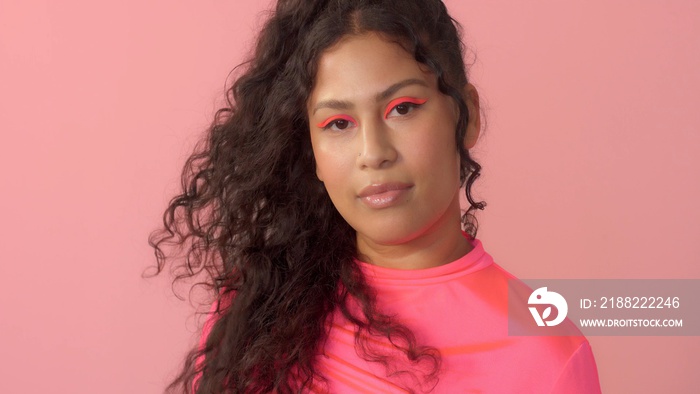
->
<box><xmin>308</xmin><ymin>33</ymin><xmax>436</xmax><ymax>109</ymax></box>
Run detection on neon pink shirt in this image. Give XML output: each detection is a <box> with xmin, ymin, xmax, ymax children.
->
<box><xmin>195</xmin><ymin>235</ymin><xmax>602</xmax><ymax>393</ymax></box>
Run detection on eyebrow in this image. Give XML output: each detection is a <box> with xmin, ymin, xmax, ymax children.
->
<box><xmin>311</xmin><ymin>78</ymin><xmax>429</xmax><ymax>115</ymax></box>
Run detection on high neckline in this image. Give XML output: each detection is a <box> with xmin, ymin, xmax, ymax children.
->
<box><xmin>355</xmin><ymin>233</ymin><xmax>493</xmax><ymax>285</ymax></box>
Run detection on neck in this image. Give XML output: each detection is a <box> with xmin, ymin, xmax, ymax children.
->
<box><xmin>356</xmin><ymin>199</ymin><xmax>473</xmax><ymax>270</ymax></box>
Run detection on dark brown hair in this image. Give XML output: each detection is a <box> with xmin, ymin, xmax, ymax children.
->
<box><xmin>147</xmin><ymin>0</ymin><xmax>486</xmax><ymax>392</ymax></box>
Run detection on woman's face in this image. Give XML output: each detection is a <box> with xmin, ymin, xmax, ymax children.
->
<box><xmin>307</xmin><ymin>33</ymin><xmax>468</xmax><ymax>256</ymax></box>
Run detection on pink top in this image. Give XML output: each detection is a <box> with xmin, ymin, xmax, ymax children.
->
<box><xmin>195</xmin><ymin>235</ymin><xmax>602</xmax><ymax>393</ymax></box>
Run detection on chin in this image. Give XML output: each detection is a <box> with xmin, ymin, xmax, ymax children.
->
<box><xmin>354</xmin><ymin>222</ymin><xmax>423</xmax><ymax>247</ymax></box>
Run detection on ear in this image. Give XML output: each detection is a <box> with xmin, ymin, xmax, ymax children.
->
<box><xmin>463</xmin><ymin>83</ymin><xmax>481</xmax><ymax>150</ymax></box>
<box><xmin>315</xmin><ymin>162</ymin><xmax>324</xmax><ymax>182</ymax></box>
<box><xmin>308</xmin><ymin>138</ymin><xmax>324</xmax><ymax>182</ymax></box>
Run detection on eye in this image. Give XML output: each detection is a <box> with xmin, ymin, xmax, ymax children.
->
<box><xmin>384</xmin><ymin>97</ymin><xmax>428</xmax><ymax>119</ymax></box>
<box><xmin>317</xmin><ymin>115</ymin><xmax>356</xmax><ymax>132</ymax></box>
<box><xmin>326</xmin><ymin>118</ymin><xmax>350</xmax><ymax>130</ymax></box>
<box><xmin>391</xmin><ymin>103</ymin><xmax>415</xmax><ymax>116</ymax></box>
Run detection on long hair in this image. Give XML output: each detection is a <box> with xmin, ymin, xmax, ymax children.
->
<box><xmin>146</xmin><ymin>0</ymin><xmax>486</xmax><ymax>392</ymax></box>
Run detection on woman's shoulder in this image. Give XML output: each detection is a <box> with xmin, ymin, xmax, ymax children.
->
<box><xmin>484</xmin><ymin>261</ymin><xmax>600</xmax><ymax>392</ymax></box>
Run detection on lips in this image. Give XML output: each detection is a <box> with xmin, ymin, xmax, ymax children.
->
<box><xmin>357</xmin><ymin>182</ymin><xmax>413</xmax><ymax>209</ymax></box>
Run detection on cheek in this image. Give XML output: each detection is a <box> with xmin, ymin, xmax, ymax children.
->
<box><xmin>406</xmin><ymin>126</ymin><xmax>459</xmax><ymax>170</ymax></box>
<box><xmin>311</xmin><ymin>141</ymin><xmax>354</xmax><ymax>187</ymax></box>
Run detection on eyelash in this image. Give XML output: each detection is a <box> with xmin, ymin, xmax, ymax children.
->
<box><xmin>316</xmin><ymin>97</ymin><xmax>428</xmax><ymax>131</ymax></box>
<box><xmin>318</xmin><ymin>115</ymin><xmax>355</xmax><ymax>131</ymax></box>
<box><xmin>384</xmin><ymin>97</ymin><xmax>428</xmax><ymax>119</ymax></box>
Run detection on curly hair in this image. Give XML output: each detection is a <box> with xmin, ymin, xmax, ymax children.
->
<box><xmin>146</xmin><ymin>0</ymin><xmax>486</xmax><ymax>392</ymax></box>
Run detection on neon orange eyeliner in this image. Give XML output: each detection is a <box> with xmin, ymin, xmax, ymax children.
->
<box><xmin>384</xmin><ymin>97</ymin><xmax>428</xmax><ymax>118</ymax></box>
<box><xmin>316</xmin><ymin>114</ymin><xmax>355</xmax><ymax>128</ymax></box>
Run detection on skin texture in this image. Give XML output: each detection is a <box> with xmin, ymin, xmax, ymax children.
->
<box><xmin>308</xmin><ymin>33</ymin><xmax>481</xmax><ymax>270</ymax></box>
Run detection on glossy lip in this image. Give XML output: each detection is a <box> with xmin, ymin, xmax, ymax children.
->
<box><xmin>357</xmin><ymin>182</ymin><xmax>413</xmax><ymax>209</ymax></box>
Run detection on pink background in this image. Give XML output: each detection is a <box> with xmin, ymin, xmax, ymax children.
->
<box><xmin>1</xmin><ymin>0</ymin><xmax>698</xmax><ymax>392</ymax></box>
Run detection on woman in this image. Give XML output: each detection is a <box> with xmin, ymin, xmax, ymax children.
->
<box><xmin>148</xmin><ymin>0</ymin><xmax>602</xmax><ymax>392</ymax></box>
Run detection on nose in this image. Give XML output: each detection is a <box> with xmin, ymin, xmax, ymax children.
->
<box><xmin>357</xmin><ymin>119</ymin><xmax>398</xmax><ymax>170</ymax></box>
